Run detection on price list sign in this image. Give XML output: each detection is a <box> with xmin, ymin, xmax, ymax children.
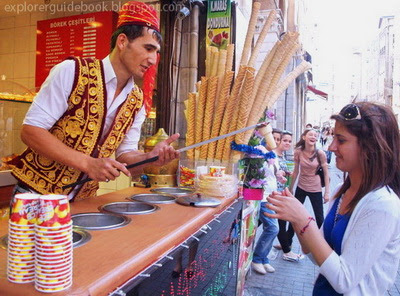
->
<box><xmin>36</xmin><ymin>11</ymin><xmax>118</xmax><ymax>88</ymax></box>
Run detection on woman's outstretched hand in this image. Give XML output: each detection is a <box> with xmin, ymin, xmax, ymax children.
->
<box><xmin>266</xmin><ymin>188</ymin><xmax>310</xmax><ymax>225</ymax></box>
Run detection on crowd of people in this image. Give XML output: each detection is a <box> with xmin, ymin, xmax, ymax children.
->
<box><xmin>251</xmin><ymin>102</ymin><xmax>400</xmax><ymax>296</ymax></box>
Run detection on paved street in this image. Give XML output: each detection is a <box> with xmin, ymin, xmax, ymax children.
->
<box><xmin>243</xmin><ymin>158</ymin><xmax>400</xmax><ymax>296</ymax></box>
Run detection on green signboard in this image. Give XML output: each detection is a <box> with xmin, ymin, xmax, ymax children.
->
<box><xmin>206</xmin><ymin>0</ymin><xmax>231</xmax><ymax>49</ymax></box>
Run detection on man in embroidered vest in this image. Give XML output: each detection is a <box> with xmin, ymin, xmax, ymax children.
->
<box><xmin>8</xmin><ymin>1</ymin><xmax>179</xmax><ymax>201</ymax></box>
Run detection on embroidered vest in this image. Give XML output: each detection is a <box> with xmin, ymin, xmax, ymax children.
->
<box><xmin>8</xmin><ymin>57</ymin><xmax>143</xmax><ymax>201</ymax></box>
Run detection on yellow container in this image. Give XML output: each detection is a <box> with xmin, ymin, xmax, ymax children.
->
<box><xmin>143</xmin><ymin>128</ymin><xmax>178</xmax><ymax>176</ymax></box>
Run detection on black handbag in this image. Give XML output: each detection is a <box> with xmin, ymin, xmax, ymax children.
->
<box><xmin>315</xmin><ymin>150</ymin><xmax>325</xmax><ymax>187</ymax></box>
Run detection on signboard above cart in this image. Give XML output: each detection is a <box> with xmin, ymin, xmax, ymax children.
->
<box><xmin>206</xmin><ymin>0</ymin><xmax>231</xmax><ymax>49</ymax></box>
<box><xmin>35</xmin><ymin>11</ymin><xmax>118</xmax><ymax>88</ymax></box>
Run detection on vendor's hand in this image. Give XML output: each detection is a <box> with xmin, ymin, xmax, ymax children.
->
<box><xmin>85</xmin><ymin>157</ymin><xmax>131</xmax><ymax>182</ymax></box>
<box><xmin>266</xmin><ymin>188</ymin><xmax>310</xmax><ymax>225</ymax></box>
<box><xmin>148</xmin><ymin>133</ymin><xmax>180</xmax><ymax>166</ymax></box>
<box><xmin>323</xmin><ymin>192</ymin><xmax>330</xmax><ymax>203</ymax></box>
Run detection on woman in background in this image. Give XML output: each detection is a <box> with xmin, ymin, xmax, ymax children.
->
<box><xmin>286</xmin><ymin>128</ymin><xmax>330</xmax><ymax>248</ymax></box>
<box><xmin>274</xmin><ymin>131</ymin><xmax>304</xmax><ymax>261</ymax></box>
<box><xmin>267</xmin><ymin>102</ymin><xmax>400</xmax><ymax>295</ymax></box>
<box><xmin>321</xmin><ymin>127</ymin><xmax>334</xmax><ymax>164</ymax></box>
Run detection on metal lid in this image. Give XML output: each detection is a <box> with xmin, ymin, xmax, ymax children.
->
<box><xmin>175</xmin><ymin>194</ymin><xmax>222</xmax><ymax>207</ymax></box>
<box><xmin>150</xmin><ymin>187</ymin><xmax>195</xmax><ymax>196</ymax></box>
<box><xmin>128</xmin><ymin>193</ymin><xmax>176</xmax><ymax>204</ymax></box>
<box><xmin>99</xmin><ymin>201</ymin><xmax>159</xmax><ymax>215</ymax></box>
<box><xmin>72</xmin><ymin>212</ymin><xmax>131</xmax><ymax>230</ymax></box>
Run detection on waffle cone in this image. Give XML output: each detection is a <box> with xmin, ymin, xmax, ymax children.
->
<box><xmin>243</xmin><ymin>61</ymin><xmax>311</xmax><ymax>145</ymax></box>
<box><xmin>235</xmin><ymin>67</ymin><xmax>256</xmax><ymax>144</ymax></box>
<box><xmin>217</xmin><ymin>50</ymin><xmax>227</xmax><ymax>77</ymax></box>
<box><xmin>200</xmin><ymin>76</ymin><xmax>218</xmax><ymax>159</ymax></box>
<box><xmin>226</xmin><ymin>44</ymin><xmax>235</xmax><ymax>72</ymax></box>
<box><xmin>243</xmin><ymin>35</ymin><xmax>298</xmax><ymax>143</ymax></box>
<box><xmin>215</xmin><ymin>66</ymin><xmax>246</xmax><ymax>160</ymax></box>
<box><xmin>251</xmin><ymin>40</ymin><xmax>300</xmax><ymax>130</ymax></box>
<box><xmin>195</xmin><ymin>77</ymin><xmax>208</xmax><ymax>154</ymax></box>
<box><xmin>221</xmin><ymin>134</ymin><xmax>234</xmax><ymax>160</ymax></box>
<box><xmin>227</xmin><ymin>67</ymin><xmax>249</xmax><ymax>136</ymax></box>
<box><xmin>249</xmin><ymin>34</ymin><xmax>292</xmax><ymax>122</ymax></box>
<box><xmin>211</xmin><ymin>50</ymin><xmax>220</xmax><ymax>77</ymax></box>
<box><xmin>248</xmin><ymin>10</ymin><xmax>277</xmax><ymax>67</ymax></box>
<box><xmin>267</xmin><ymin>61</ymin><xmax>312</xmax><ymax>108</ymax></box>
<box><xmin>252</xmin><ymin>41</ymin><xmax>280</xmax><ymax>100</ymax></box>
<box><xmin>206</xmin><ymin>46</ymin><xmax>212</xmax><ymax>77</ymax></box>
<box><xmin>216</xmin><ymin>49</ymin><xmax>227</xmax><ymax>97</ymax></box>
<box><xmin>185</xmin><ymin>93</ymin><xmax>197</xmax><ymax>159</ymax></box>
<box><xmin>207</xmin><ymin>71</ymin><xmax>234</xmax><ymax>160</ymax></box>
<box><xmin>195</xmin><ymin>81</ymin><xmax>201</xmax><ymax>92</ymax></box>
<box><xmin>240</xmin><ymin>1</ymin><xmax>261</xmax><ymax>65</ymax></box>
<box><xmin>266</xmin><ymin>38</ymin><xmax>300</xmax><ymax>100</ymax></box>
<box><xmin>261</xmin><ymin>124</ymin><xmax>276</xmax><ymax>149</ymax></box>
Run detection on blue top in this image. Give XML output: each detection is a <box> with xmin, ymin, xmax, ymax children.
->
<box><xmin>313</xmin><ymin>197</ymin><xmax>351</xmax><ymax>296</ymax></box>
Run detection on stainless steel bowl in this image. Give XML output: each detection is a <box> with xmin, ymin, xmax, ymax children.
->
<box><xmin>99</xmin><ymin>201</ymin><xmax>159</xmax><ymax>215</ymax></box>
<box><xmin>72</xmin><ymin>227</ymin><xmax>92</xmax><ymax>247</ymax></box>
<box><xmin>72</xmin><ymin>212</ymin><xmax>131</xmax><ymax>230</ymax></box>
<box><xmin>150</xmin><ymin>187</ymin><xmax>195</xmax><ymax>197</ymax></box>
<box><xmin>127</xmin><ymin>193</ymin><xmax>176</xmax><ymax>204</ymax></box>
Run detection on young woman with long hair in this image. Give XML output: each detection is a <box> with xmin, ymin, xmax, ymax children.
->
<box><xmin>285</xmin><ymin>128</ymin><xmax>330</xmax><ymax>248</ymax></box>
<box><xmin>267</xmin><ymin>102</ymin><xmax>400</xmax><ymax>295</ymax></box>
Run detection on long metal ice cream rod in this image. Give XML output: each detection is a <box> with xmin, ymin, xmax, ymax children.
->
<box><xmin>62</xmin><ymin>122</ymin><xmax>267</xmax><ymax>190</ymax></box>
<box><xmin>177</xmin><ymin>121</ymin><xmax>267</xmax><ymax>153</ymax></box>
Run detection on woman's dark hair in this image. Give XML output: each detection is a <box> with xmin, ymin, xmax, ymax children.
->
<box><xmin>282</xmin><ymin>130</ymin><xmax>293</xmax><ymax>136</ymax></box>
<box><xmin>295</xmin><ymin>128</ymin><xmax>317</xmax><ymax>150</ymax></box>
<box><xmin>110</xmin><ymin>25</ymin><xmax>162</xmax><ymax>51</ymax></box>
<box><xmin>331</xmin><ymin>102</ymin><xmax>400</xmax><ymax>212</ymax></box>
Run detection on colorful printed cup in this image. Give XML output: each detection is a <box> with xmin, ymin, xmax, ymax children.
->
<box><xmin>209</xmin><ymin>166</ymin><xmax>226</xmax><ymax>177</ymax></box>
<box><xmin>9</xmin><ymin>193</ymin><xmax>40</xmax><ymax>225</ymax></box>
<box><xmin>37</xmin><ymin>195</ymin><xmax>70</xmax><ymax>227</ymax></box>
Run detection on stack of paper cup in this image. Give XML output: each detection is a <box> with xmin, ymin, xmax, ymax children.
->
<box><xmin>35</xmin><ymin>194</ymin><xmax>72</xmax><ymax>293</ymax></box>
<box><xmin>209</xmin><ymin>166</ymin><xmax>226</xmax><ymax>177</ymax></box>
<box><xmin>7</xmin><ymin>193</ymin><xmax>39</xmax><ymax>283</ymax></box>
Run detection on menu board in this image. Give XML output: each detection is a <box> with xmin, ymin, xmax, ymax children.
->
<box><xmin>36</xmin><ymin>11</ymin><xmax>118</xmax><ymax>88</ymax></box>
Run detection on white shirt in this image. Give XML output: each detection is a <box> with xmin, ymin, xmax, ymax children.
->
<box><xmin>24</xmin><ymin>56</ymin><xmax>146</xmax><ymax>158</ymax></box>
<box><xmin>23</xmin><ymin>56</ymin><xmax>146</xmax><ymax>198</ymax></box>
<box><xmin>308</xmin><ymin>185</ymin><xmax>400</xmax><ymax>295</ymax></box>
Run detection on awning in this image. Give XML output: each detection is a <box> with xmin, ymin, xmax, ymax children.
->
<box><xmin>307</xmin><ymin>85</ymin><xmax>328</xmax><ymax>99</ymax></box>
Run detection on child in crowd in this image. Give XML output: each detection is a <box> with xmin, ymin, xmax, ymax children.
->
<box><xmin>274</xmin><ymin>130</ymin><xmax>304</xmax><ymax>262</ymax></box>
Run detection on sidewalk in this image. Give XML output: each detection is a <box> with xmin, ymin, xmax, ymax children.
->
<box><xmin>243</xmin><ymin>163</ymin><xmax>400</xmax><ymax>296</ymax></box>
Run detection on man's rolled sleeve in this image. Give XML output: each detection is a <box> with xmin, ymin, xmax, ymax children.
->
<box><xmin>23</xmin><ymin>60</ymin><xmax>75</xmax><ymax>129</ymax></box>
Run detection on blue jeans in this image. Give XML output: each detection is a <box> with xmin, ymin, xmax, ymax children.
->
<box><xmin>252</xmin><ymin>202</ymin><xmax>279</xmax><ymax>264</ymax></box>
